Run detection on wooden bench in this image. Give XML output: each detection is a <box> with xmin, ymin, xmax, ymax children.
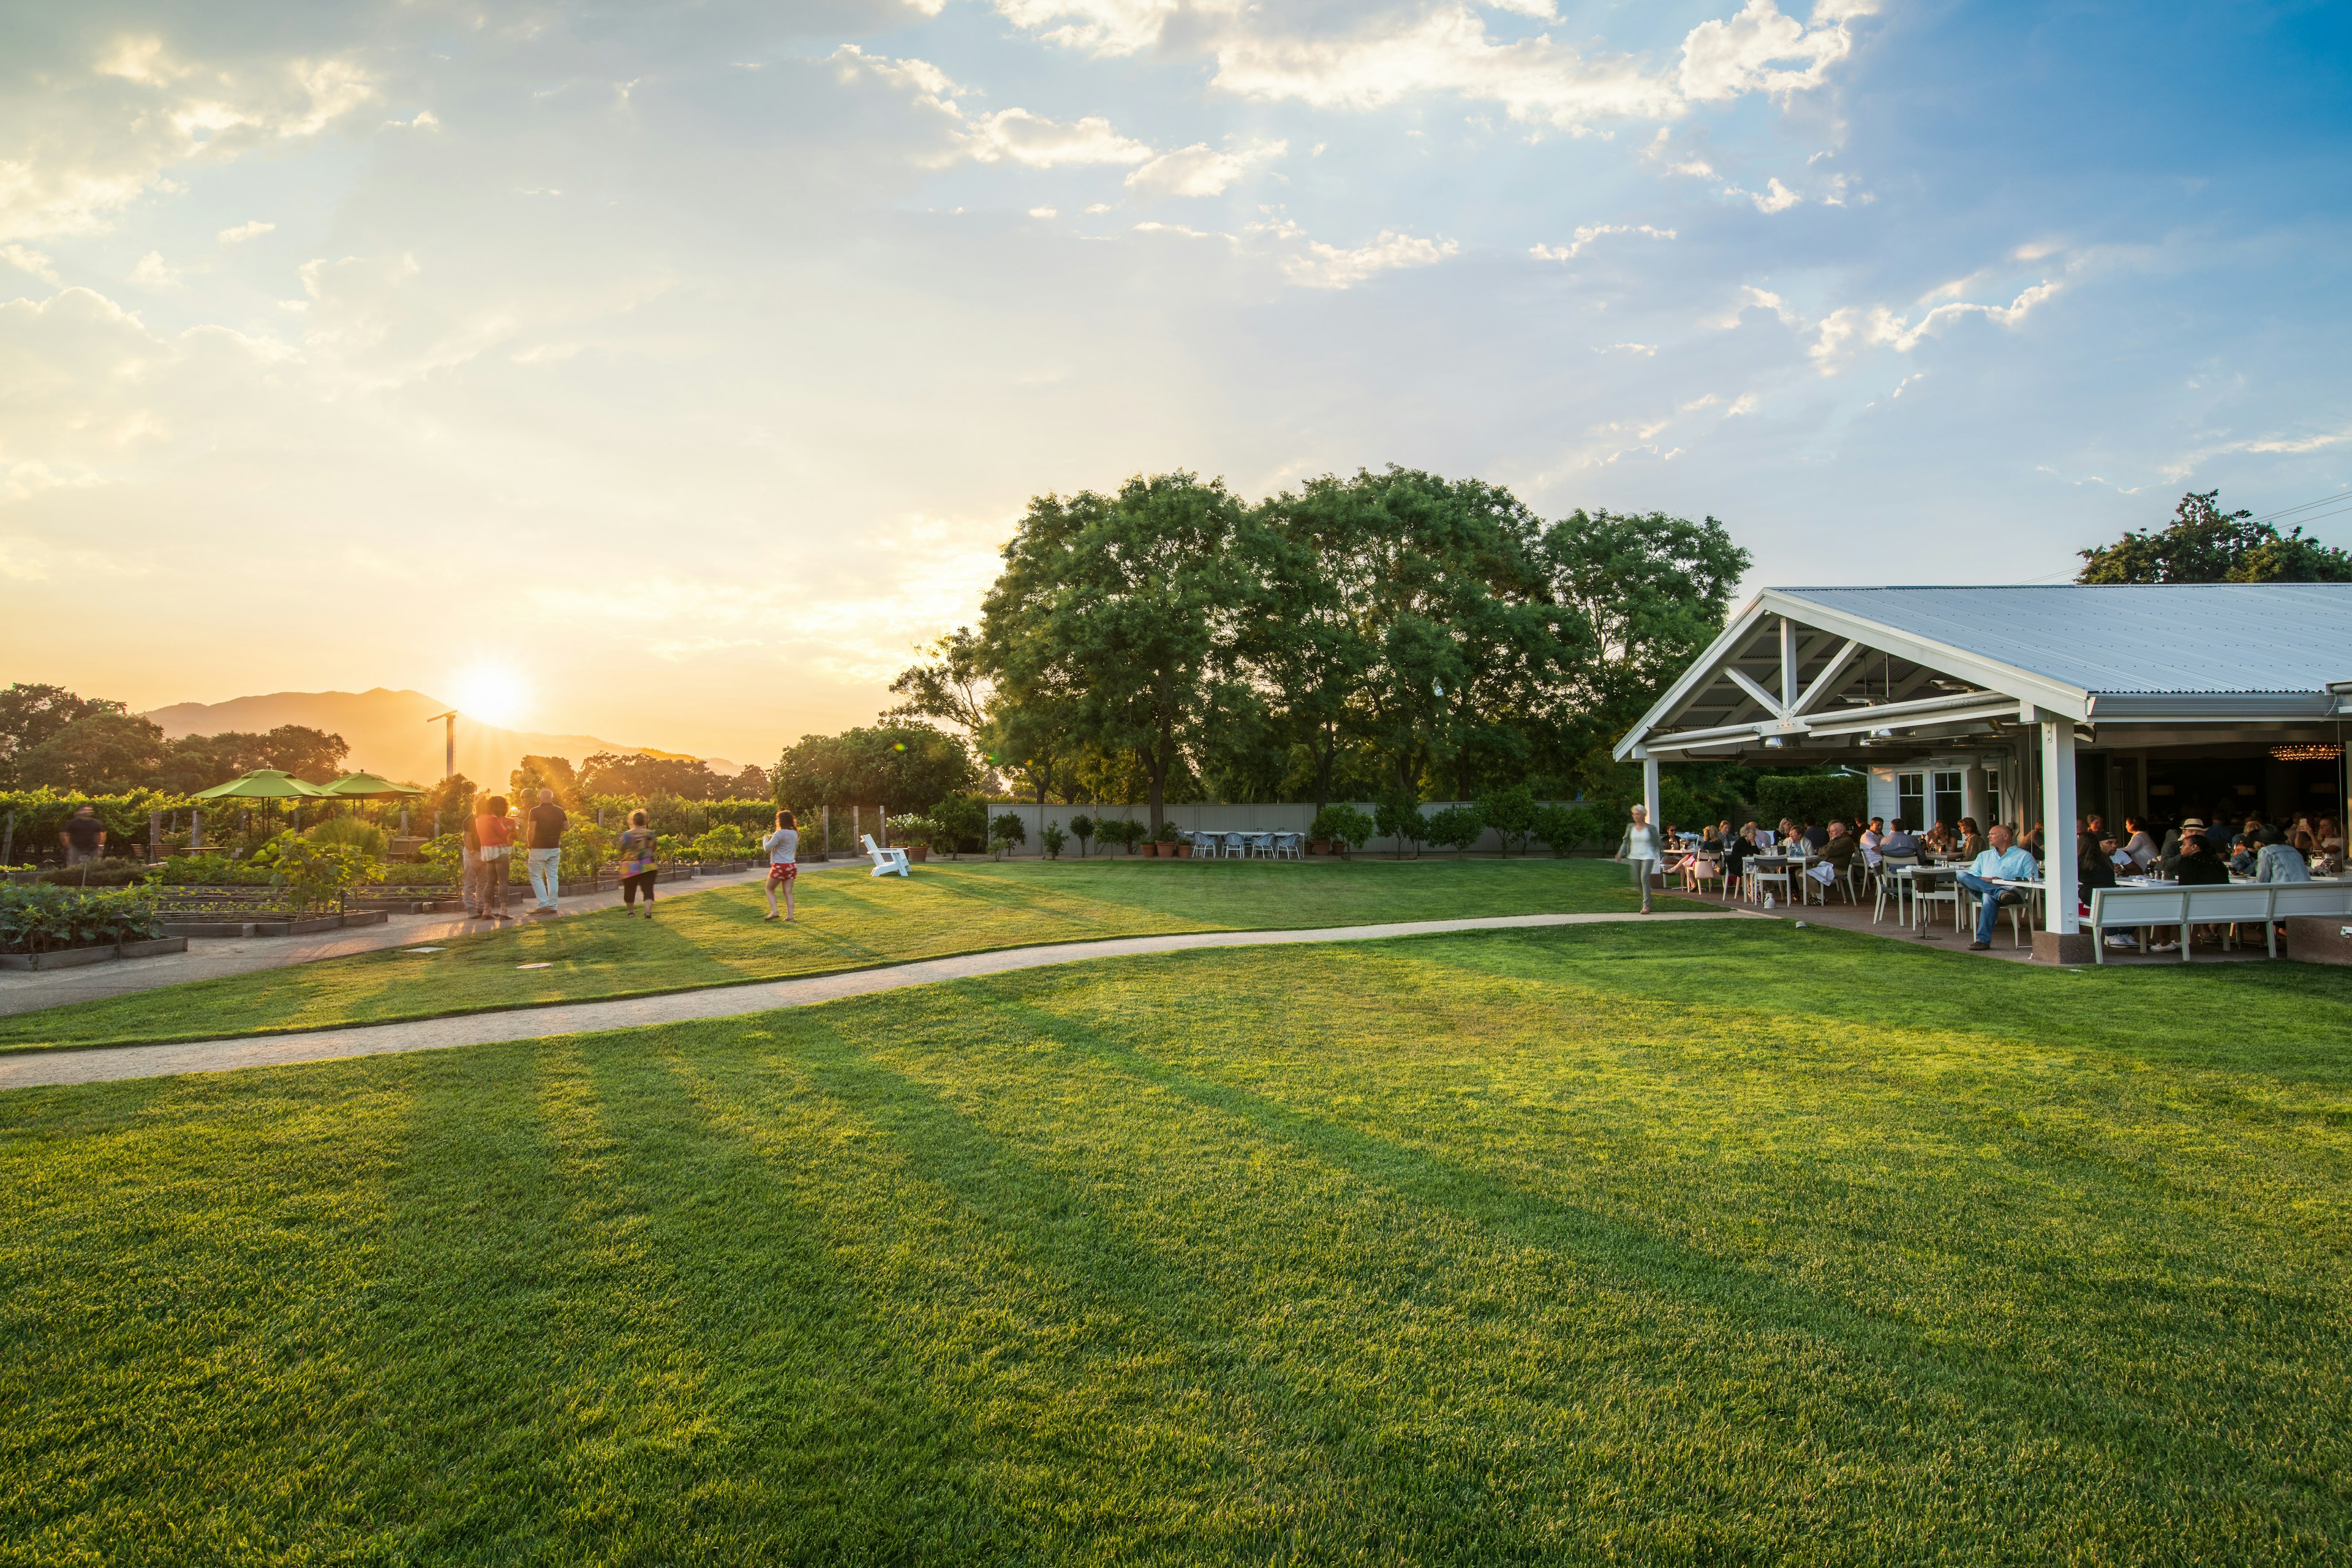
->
<box><xmin>2089</xmin><ymin>881</ymin><xmax>2352</xmax><ymax>962</ymax></box>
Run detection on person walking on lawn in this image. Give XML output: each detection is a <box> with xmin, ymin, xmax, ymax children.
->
<box><xmin>763</xmin><ymin>808</ymin><xmax>799</xmax><ymax>922</ymax></box>
<box><xmin>461</xmin><ymin>809</ymin><xmax>484</xmax><ymax>919</ymax></box>
<box><xmin>1616</xmin><ymin>804</ymin><xmax>1660</xmax><ymax>914</ymax></box>
<box><xmin>526</xmin><ymin>788</ymin><xmax>567</xmax><ymax>916</ymax></box>
<box><xmin>617</xmin><ymin>809</ymin><xmax>659</xmax><ymax>917</ymax></box>
<box><xmin>473</xmin><ymin>795</ymin><xmax>516</xmax><ymax>922</ymax></box>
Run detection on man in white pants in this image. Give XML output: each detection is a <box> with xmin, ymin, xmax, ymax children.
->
<box><xmin>1618</xmin><ymin>804</ymin><xmax>1660</xmax><ymax>914</ymax></box>
<box><xmin>524</xmin><ymin>788</ymin><xmax>567</xmax><ymax>916</ymax></box>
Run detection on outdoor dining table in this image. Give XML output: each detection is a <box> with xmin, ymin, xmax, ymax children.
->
<box><xmin>1889</xmin><ymin>862</ymin><xmax>1961</xmax><ymax>931</ymax></box>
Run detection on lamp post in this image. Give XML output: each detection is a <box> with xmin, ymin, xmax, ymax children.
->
<box><xmin>426</xmin><ymin>710</ymin><xmax>456</xmax><ymax>780</ymax></box>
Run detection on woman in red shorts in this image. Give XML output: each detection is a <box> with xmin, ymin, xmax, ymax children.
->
<box><xmin>763</xmin><ymin>809</ymin><xmax>799</xmax><ymax>922</ymax></box>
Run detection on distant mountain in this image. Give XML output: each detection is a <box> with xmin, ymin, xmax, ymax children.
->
<box><xmin>143</xmin><ymin>688</ymin><xmax>739</xmax><ymax>790</ymax></box>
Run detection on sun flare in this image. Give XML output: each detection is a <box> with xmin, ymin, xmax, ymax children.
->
<box><xmin>451</xmin><ymin>665</ymin><xmax>530</xmax><ymax>729</ymax></box>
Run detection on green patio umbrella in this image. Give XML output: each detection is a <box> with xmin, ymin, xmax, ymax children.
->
<box><xmin>322</xmin><ymin>771</ymin><xmax>428</xmax><ymax>834</ymax></box>
<box><xmin>320</xmin><ymin>772</ymin><xmax>426</xmax><ymax>799</ymax></box>
<box><xmin>192</xmin><ymin>769</ymin><xmax>328</xmax><ymax>842</ymax></box>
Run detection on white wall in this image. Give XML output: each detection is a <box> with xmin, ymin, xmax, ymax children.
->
<box><xmin>940</xmin><ymin>801</ymin><xmax>1592</xmax><ymax>858</ymax></box>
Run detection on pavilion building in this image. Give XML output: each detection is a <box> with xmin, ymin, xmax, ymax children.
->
<box><xmin>1615</xmin><ymin>583</ymin><xmax>2352</xmax><ymax>962</ymax></box>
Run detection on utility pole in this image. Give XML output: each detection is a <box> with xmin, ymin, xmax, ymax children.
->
<box><xmin>426</xmin><ymin>710</ymin><xmax>456</xmax><ymax>780</ymax></box>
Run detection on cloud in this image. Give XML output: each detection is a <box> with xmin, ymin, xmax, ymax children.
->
<box><xmin>1811</xmin><ymin>281</ymin><xmax>2061</xmax><ymax>371</ymax></box>
<box><xmin>1726</xmin><ymin>176</ymin><xmax>1799</xmax><ymax>213</ymax></box>
<box><xmin>1</xmin><ymin>35</ymin><xmax>374</xmax><ymax>243</ymax></box>
<box><xmin>1028</xmin><ymin>206</ymin><xmax>1059</xmax><ymax>218</ymax></box>
<box><xmin>989</xmin><ymin>0</ymin><xmax>1205</xmax><ymax>57</ymax></box>
<box><xmin>217</xmin><ymin>219</ymin><xmax>275</xmax><ymax>244</ymax></box>
<box><xmin>1595</xmin><ymin>342</ymin><xmax>1657</xmax><ymax>355</ymax></box>
<box><xmin>832</xmin><ymin>45</ymin><xmax>1156</xmax><ymax>172</ymax></box>
<box><xmin>967</xmin><ymin>108</ymin><xmax>1152</xmax><ymax>167</ymax></box>
<box><xmin>129</xmin><ymin>251</ymin><xmax>180</xmax><ymax>287</ymax></box>
<box><xmin>1529</xmin><ymin>222</ymin><xmax>1675</xmax><ymax>260</ymax></box>
<box><xmin>1705</xmin><ymin>283</ymin><xmax>1801</xmax><ymax>329</ymax></box>
<box><xmin>1255</xmin><ymin>217</ymin><xmax>1458</xmax><ymax>288</ymax></box>
<box><xmin>1126</xmin><ymin>138</ymin><xmax>1286</xmax><ymax>197</ymax></box>
<box><xmin>0</xmin><ymin>244</ymin><xmax>58</xmax><ymax>284</ymax></box>
<box><xmin>1211</xmin><ymin>7</ymin><xmax>1681</xmax><ymax>129</ymax></box>
<box><xmin>1679</xmin><ymin>0</ymin><xmax>1876</xmax><ymax>102</ymax></box>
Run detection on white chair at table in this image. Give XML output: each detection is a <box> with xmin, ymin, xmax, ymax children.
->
<box><xmin>1872</xmin><ymin>854</ymin><xmax>1918</xmax><ymax>924</ymax></box>
<box><xmin>1221</xmin><ymin>831</ymin><xmax>1248</xmax><ymax>860</ymax></box>
<box><xmin>1961</xmin><ymin>878</ymin><xmax>2033</xmax><ymax>946</ymax></box>
<box><xmin>1748</xmin><ymin>855</ymin><xmax>1794</xmax><ymax>907</ymax></box>
<box><xmin>1910</xmin><ymin>866</ymin><xmax>1961</xmax><ymax>933</ymax></box>
<box><xmin>1275</xmin><ymin>831</ymin><xmax>1303</xmax><ymax>861</ymax></box>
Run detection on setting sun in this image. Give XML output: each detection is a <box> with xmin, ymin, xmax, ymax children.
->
<box><xmin>450</xmin><ymin>665</ymin><xmax>530</xmax><ymax>730</ymax></box>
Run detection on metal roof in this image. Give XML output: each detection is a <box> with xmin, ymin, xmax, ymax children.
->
<box><xmin>1774</xmin><ymin>584</ymin><xmax>2352</xmax><ymax>695</ymax></box>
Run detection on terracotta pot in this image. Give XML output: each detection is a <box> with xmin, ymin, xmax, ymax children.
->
<box><xmin>1175</xmin><ymin>843</ymin><xmax>1193</xmax><ymax>858</ymax></box>
<box><xmin>1309</xmin><ymin>840</ymin><xmax>1333</xmax><ymax>856</ymax></box>
<box><xmin>905</xmin><ymin>845</ymin><xmax>930</xmax><ymax>862</ymax></box>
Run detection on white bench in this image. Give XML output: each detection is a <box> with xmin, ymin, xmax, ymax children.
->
<box><xmin>2088</xmin><ymin>881</ymin><xmax>2352</xmax><ymax>962</ymax></box>
<box><xmin>861</xmin><ymin>834</ymin><xmax>910</xmax><ymax>878</ymax></box>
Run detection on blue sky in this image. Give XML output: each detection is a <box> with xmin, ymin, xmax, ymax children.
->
<box><xmin>1</xmin><ymin>0</ymin><xmax>2346</xmax><ymax>758</ymax></box>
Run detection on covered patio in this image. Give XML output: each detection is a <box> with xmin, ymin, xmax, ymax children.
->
<box><xmin>1616</xmin><ymin>584</ymin><xmax>2352</xmax><ymax>963</ymax></box>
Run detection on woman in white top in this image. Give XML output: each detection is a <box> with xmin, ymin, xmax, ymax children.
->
<box><xmin>1618</xmin><ymin>804</ymin><xmax>1660</xmax><ymax>913</ymax></box>
<box><xmin>763</xmin><ymin>809</ymin><xmax>801</xmax><ymax>922</ymax></box>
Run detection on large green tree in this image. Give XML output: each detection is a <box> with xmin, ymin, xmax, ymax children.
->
<box><xmin>1227</xmin><ymin>491</ymin><xmax>1378</xmax><ymax>813</ymax></box>
<box><xmin>1542</xmin><ymin>508</ymin><xmax>1750</xmax><ymax>750</ymax></box>
<box><xmin>17</xmin><ymin>712</ymin><xmax>166</xmax><ymax>793</ymax></box>
<box><xmin>1273</xmin><ymin>469</ymin><xmax>1580</xmax><ymax>801</ymax></box>
<box><xmin>0</xmin><ymin>684</ymin><xmax>124</xmax><ymax>787</ymax></box>
<box><xmin>771</xmin><ymin>724</ymin><xmax>975</xmax><ymax>818</ymax></box>
<box><xmin>981</xmin><ymin>473</ymin><xmax>1244</xmax><ymax>833</ymax></box>
<box><xmin>2077</xmin><ymin>490</ymin><xmax>2352</xmax><ymax>583</ymax></box>
<box><xmin>578</xmin><ymin>751</ymin><xmax>726</xmax><ymax>801</ymax></box>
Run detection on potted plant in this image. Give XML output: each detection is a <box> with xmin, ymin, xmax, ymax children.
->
<box><xmin>886</xmin><ymin>814</ymin><xmax>936</xmax><ymax>862</ymax></box>
<box><xmin>1153</xmin><ymin>823</ymin><xmax>1180</xmax><ymax>858</ymax></box>
<box><xmin>1309</xmin><ymin>805</ymin><xmax>1374</xmax><ymax>858</ymax></box>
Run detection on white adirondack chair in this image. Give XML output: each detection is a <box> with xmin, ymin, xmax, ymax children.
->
<box><xmin>861</xmin><ymin>834</ymin><xmax>911</xmax><ymax>878</ymax></box>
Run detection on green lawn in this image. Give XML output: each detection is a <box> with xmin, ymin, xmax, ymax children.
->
<box><xmin>0</xmin><ymin>856</ymin><xmax>1701</xmax><ymax>1052</ymax></box>
<box><xmin>5</xmin><ymin>919</ymin><xmax>2351</xmax><ymax>1562</ymax></box>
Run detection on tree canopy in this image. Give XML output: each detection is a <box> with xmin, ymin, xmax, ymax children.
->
<box><xmin>2077</xmin><ymin>489</ymin><xmax>2352</xmax><ymax>583</ymax></box>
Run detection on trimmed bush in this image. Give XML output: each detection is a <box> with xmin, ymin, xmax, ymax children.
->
<box><xmin>1423</xmin><ymin>804</ymin><xmax>1487</xmax><ymax>853</ymax></box>
<box><xmin>1755</xmin><ymin>773</ymin><xmax>1866</xmax><ymax>830</ymax></box>
<box><xmin>1476</xmin><ymin>786</ymin><xmax>1538</xmax><ymax>855</ymax></box>
<box><xmin>1068</xmin><ymin>814</ymin><xmax>1095</xmax><ymax>856</ymax></box>
<box><xmin>1040</xmin><ymin>822</ymin><xmax>1068</xmax><ymax>859</ymax></box>
<box><xmin>1374</xmin><ymin>793</ymin><xmax>1427</xmax><ymax>858</ymax></box>
<box><xmin>1310</xmin><ymin>805</ymin><xmax>1376</xmax><ymax>853</ymax></box>
<box><xmin>1532</xmin><ymin>802</ymin><xmax>1608</xmax><ymax>856</ymax></box>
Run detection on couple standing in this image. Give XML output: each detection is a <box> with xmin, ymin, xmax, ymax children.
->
<box><xmin>469</xmin><ymin>789</ymin><xmax>569</xmax><ymax>920</ymax></box>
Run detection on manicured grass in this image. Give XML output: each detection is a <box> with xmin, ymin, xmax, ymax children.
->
<box><xmin>4</xmin><ymin>919</ymin><xmax>2350</xmax><ymax>1562</ymax></box>
<box><xmin>0</xmin><ymin>856</ymin><xmax>1702</xmax><ymax>1052</ymax></box>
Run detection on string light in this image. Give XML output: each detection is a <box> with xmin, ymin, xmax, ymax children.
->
<box><xmin>2271</xmin><ymin>742</ymin><xmax>2343</xmax><ymax>762</ymax></box>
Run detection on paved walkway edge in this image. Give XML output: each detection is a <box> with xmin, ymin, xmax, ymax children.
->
<box><xmin>0</xmin><ymin>910</ymin><xmax>1746</xmax><ymax>1090</ymax></box>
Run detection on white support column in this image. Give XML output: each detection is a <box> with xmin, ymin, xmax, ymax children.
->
<box><xmin>1641</xmin><ymin>752</ymin><xmax>1662</xmax><ymax>831</ymax></box>
<box><xmin>1779</xmin><ymin>617</ymin><xmax>1799</xmax><ymax>711</ymax></box>
<box><xmin>2041</xmin><ymin>719</ymin><xmax>2079</xmax><ymax>937</ymax></box>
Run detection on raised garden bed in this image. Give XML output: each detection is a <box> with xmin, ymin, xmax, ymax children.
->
<box><xmin>159</xmin><ymin>911</ymin><xmax>390</xmax><ymax>939</ymax></box>
<box><xmin>0</xmin><ymin>937</ymin><xmax>189</xmax><ymax>972</ymax></box>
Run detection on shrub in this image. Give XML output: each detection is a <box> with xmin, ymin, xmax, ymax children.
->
<box><xmin>1532</xmin><ymin>802</ymin><xmax>1608</xmax><ymax>856</ymax></box>
<box><xmin>932</xmin><ymin>794</ymin><xmax>988</xmax><ymax>859</ymax></box>
<box><xmin>1475</xmin><ymin>786</ymin><xmax>1538</xmax><ymax>854</ymax></box>
<box><xmin>1309</xmin><ymin>804</ymin><xmax>1375</xmax><ymax>853</ymax></box>
<box><xmin>307</xmin><ymin>816</ymin><xmax>389</xmax><ymax>859</ymax></box>
<box><xmin>1068</xmin><ymin>814</ymin><xmax>1093</xmax><ymax>856</ymax></box>
<box><xmin>1755</xmin><ymin>772</ymin><xmax>1866</xmax><ymax>831</ymax></box>
<box><xmin>1154</xmin><ymin>821</ymin><xmax>1179</xmax><ymax>844</ymax></box>
<box><xmin>989</xmin><ymin>811</ymin><xmax>1028</xmax><ymax>850</ymax></box>
<box><xmin>0</xmin><ymin>883</ymin><xmax>164</xmax><ymax>954</ymax></box>
<box><xmin>1040</xmin><ymin>821</ymin><xmax>1067</xmax><ymax>859</ymax></box>
<box><xmin>1096</xmin><ymin>818</ymin><xmax>1144</xmax><ymax>853</ymax></box>
<box><xmin>1424</xmin><ymin>804</ymin><xmax>1487</xmax><ymax>853</ymax></box>
<box><xmin>157</xmin><ymin>853</ymin><xmax>274</xmax><ymax>886</ymax></box>
<box><xmin>250</xmin><ymin>832</ymin><xmax>378</xmax><ymax>914</ymax></box>
<box><xmin>562</xmin><ymin>823</ymin><xmax>616</xmax><ymax>883</ymax></box>
<box><xmin>1374</xmin><ymin>792</ymin><xmax>1427</xmax><ymax>858</ymax></box>
<box><xmin>36</xmin><ymin>860</ymin><xmax>156</xmax><ymax>888</ymax></box>
<box><xmin>687</xmin><ymin>823</ymin><xmax>756</xmax><ymax>862</ymax></box>
<box><xmin>886</xmin><ymin>814</ymin><xmax>938</xmax><ymax>850</ymax></box>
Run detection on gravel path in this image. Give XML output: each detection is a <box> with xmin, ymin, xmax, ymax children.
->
<box><xmin>0</xmin><ymin>910</ymin><xmax>1744</xmax><ymax>1090</ymax></box>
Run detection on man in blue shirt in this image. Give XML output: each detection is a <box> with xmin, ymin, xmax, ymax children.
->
<box><xmin>1956</xmin><ymin>823</ymin><xmax>2040</xmax><ymax>949</ymax></box>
